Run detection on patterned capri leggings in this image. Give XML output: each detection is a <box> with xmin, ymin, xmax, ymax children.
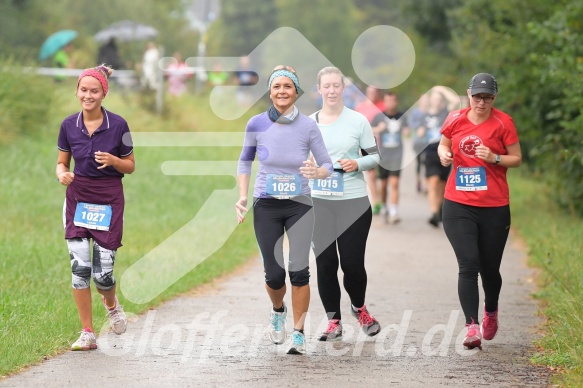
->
<box><xmin>63</xmin><ymin>199</ymin><xmax>117</xmax><ymax>290</ymax></box>
<box><xmin>67</xmin><ymin>237</ymin><xmax>117</xmax><ymax>290</ymax></box>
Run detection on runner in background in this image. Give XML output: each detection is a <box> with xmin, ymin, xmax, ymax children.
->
<box><xmin>418</xmin><ymin>86</ymin><xmax>459</xmax><ymax>227</ymax></box>
<box><xmin>354</xmin><ymin>86</ymin><xmax>386</xmax><ymax>215</ymax></box>
<box><xmin>371</xmin><ymin>91</ymin><xmax>408</xmax><ymax>224</ymax></box>
<box><xmin>408</xmin><ymin>93</ymin><xmax>430</xmax><ymax>194</ymax></box>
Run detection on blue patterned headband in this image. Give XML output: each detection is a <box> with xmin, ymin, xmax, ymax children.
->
<box><xmin>268</xmin><ymin>69</ymin><xmax>301</xmax><ymax>93</ymax></box>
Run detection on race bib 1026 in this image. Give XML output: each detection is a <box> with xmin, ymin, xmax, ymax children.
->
<box><xmin>265</xmin><ymin>174</ymin><xmax>302</xmax><ymax>199</ymax></box>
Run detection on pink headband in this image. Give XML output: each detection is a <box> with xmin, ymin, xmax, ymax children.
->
<box><xmin>77</xmin><ymin>67</ymin><xmax>109</xmax><ymax>96</ymax></box>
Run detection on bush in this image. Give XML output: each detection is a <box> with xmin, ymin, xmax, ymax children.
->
<box><xmin>0</xmin><ymin>57</ymin><xmax>56</xmax><ymax>142</ymax></box>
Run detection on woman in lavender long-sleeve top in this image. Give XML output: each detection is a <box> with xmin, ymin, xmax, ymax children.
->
<box><xmin>236</xmin><ymin>65</ymin><xmax>333</xmax><ymax>355</ymax></box>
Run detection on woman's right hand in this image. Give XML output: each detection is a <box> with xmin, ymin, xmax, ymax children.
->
<box><xmin>235</xmin><ymin>196</ymin><xmax>249</xmax><ymax>224</ymax></box>
<box><xmin>440</xmin><ymin>151</ymin><xmax>453</xmax><ymax>167</ymax></box>
<box><xmin>57</xmin><ymin>171</ymin><xmax>75</xmax><ymax>186</ymax></box>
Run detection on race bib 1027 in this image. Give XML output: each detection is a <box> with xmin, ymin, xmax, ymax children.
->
<box><xmin>73</xmin><ymin>202</ymin><xmax>113</xmax><ymax>231</ymax></box>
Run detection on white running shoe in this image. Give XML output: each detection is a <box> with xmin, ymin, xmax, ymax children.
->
<box><xmin>269</xmin><ymin>303</ymin><xmax>287</xmax><ymax>344</ymax></box>
<box><xmin>71</xmin><ymin>329</ymin><xmax>97</xmax><ymax>351</ymax></box>
<box><xmin>287</xmin><ymin>331</ymin><xmax>306</xmax><ymax>355</ymax></box>
<box><xmin>103</xmin><ymin>296</ymin><xmax>127</xmax><ymax>335</ymax></box>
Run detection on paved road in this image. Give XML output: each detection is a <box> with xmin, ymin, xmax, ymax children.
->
<box><xmin>1</xmin><ymin>142</ymin><xmax>552</xmax><ymax>387</ymax></box>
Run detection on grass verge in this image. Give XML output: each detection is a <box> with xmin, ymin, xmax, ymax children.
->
<box><xmin>0</xmin><ymin>85</ymin><xmax>261</xmax><ymax>376</ymax></box>
<box><xmin>509</xmin><ymin>170</ymin><xmax>583</xmax><ymax>386</ymax></box>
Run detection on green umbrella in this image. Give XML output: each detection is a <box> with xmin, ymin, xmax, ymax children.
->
<box><xmin>39</xmin><ymin>30</ymin><xmax>78</xmax><ymax>60</ymax></box>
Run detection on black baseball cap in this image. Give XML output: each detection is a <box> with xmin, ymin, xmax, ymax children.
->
<box><xmin>468</xmin><ymin>73</ymin><xmax>498</xmax><ymax>95</ymax></box>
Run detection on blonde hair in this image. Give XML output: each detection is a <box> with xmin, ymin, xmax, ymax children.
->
<box><xmin>98</xmin><ymin>64</ymin><xmax>113</xmax><ymax>77</ymax></box>
<box><xmin>316</xmin><ymin>66</ymin><xmax>345</xmax><ymax>86</ymax></box>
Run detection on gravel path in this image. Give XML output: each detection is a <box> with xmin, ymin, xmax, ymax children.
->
<box><xmin>1</xmin><ymin>141</ymin><xmax>552</xmax><ymax>387</ymax></box>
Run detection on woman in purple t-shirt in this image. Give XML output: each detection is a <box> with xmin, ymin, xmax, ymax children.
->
<box><xmin>236</xmin><ymin>65</ymin><xmax>333</xmax><ymax>355</ymax></box>
<box><xmin>55</xmin><ymin>65</ymin><xmax>135</xmax><ymax>351</ymax></box>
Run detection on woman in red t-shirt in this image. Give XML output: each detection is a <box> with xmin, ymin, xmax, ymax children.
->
<box><xmin>437</xmin><ymin>73</ymin><xmax>522</xmax><ymax>350</ymax></box>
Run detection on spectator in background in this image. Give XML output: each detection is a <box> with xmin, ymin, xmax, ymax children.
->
<box><xmin>165</xmin><ymin>51</ymin><xmax>191</xmax><ymax>96</ymax></box>
<box><xmin>141</xmin><ymin>42</ymin><xmax>160</xmax><ymax>92</ymax></box>
<box><xmin>234</xmin><ymin>56</ymin><xmax>258</xmax><ymax>106</ymax></box>
<box><xmin>207</xmin><ymin>61</ymin><xmax>229</xmax><ymax>87</ymax></box>
<box><xmin>97</xmin><ymin>38</ymin><xmax>123</xmax><ymax>70</ymax></box>
<box><xmin>53</xmin><ymin>43</ymin><xmax>74</xmax><ymax>82</ymax></box>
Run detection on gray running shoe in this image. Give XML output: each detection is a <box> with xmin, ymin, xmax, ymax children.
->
<box><xmin>351</xmin><ymin>305</ymin><xmax>381</xmax><ymax>336</ymax></box>
<box><xmin>319</xmin><ymin>319</ymin><xmax>343</xmax><ymax>341</ymax></box>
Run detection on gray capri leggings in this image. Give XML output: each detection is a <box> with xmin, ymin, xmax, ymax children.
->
<box><xmin>67</xmin><ymin>237</ymin><xmax>117</xmax><ymax>290</ymax></box>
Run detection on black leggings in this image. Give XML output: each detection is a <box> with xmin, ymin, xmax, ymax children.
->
<box><xmin>253</xmin><ymin>196</ymin><xmax>314</xmax><ymax>290</ymax></box>
<box><xmin>312</xmin><ymin>196</ymin><xmax>372</xmax><ymax>320</ymax></box>
<box><xmin>442</xmin><ymin>199</ymin><xmax>510</xmax><ymax>324</ymax></box>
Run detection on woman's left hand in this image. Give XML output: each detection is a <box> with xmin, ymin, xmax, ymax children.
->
<box><xmin>475</xmin><ymin>145</ymin><xmax>494</xmax><ymax>163</ymax></box>
<box><xmin>95</xmin><ymin>151</ymin><xmax>117</xmax><ymax>169</ymax></box>
<box><xmin>338</xmin><ymin>158</ymin><xmax>358</xmax><ymax>173</ymax></box>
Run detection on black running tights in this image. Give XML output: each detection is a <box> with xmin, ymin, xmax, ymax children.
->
<box><xmin>442</xmin><ymin>199</ymin><xmax>510</xmax><ymax>325</ymax></box>
<box><xmin>312</xmin><ymin>196</ymin><xmax>372</xmax><ymax>321</ymax></box>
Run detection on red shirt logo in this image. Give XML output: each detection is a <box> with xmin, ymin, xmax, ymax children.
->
<box><xmin>459</xmin><ymin>135</ymin><xmax>483</xmax><ymax>157</ymax></box>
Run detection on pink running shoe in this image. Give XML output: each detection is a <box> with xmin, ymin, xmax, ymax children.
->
<box><xmin>319</xmin><ymin>319</ymin><xmax>343</xmax><ymax>341</ymax></box>
<box><xmin>481</xmin><ymin>306</ymin><xmax>499</xmax><ymax>340</ymax></box>
<box><xmin>351</xmin><ymin>305</ymin><xmax>381</xmax><ymax>336</ymax></box>
<box><xmin>463</xmin><ymin>321</ymin><xmax>482</xmax><ymax>350</ymax></box>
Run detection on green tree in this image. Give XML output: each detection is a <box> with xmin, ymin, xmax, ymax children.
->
<box><xmin>205</xmin><ymin>0</ymin><xmax>278</xmax><ymax>57</ymax></box>
<box><xmin>448</xmin><ymin>0</ymin><xmax>583</xmax><ymax>215</ymax></box>
<box><xmin>400</xmin><ymin>0</ymin><xmax>463</xmax><ymax>52</ymax></box>
<box><xmin>1</xmin><ymin>0</ymin><xmax>195</xmax><ymax>67</ymax></box>
<box><xmin>0</xmin><ymin>0</ymin><xmax>47</xmax><ymax>60</ymax></box>
<box><xmin>524</xmin><ymin>1</ymin><xmax>583</xmax><ymax>214</ymax></box>
<box><xmin>275</xmin><ymin>0</ymin><xmax>358</xmax><ymax>78</ymax></box>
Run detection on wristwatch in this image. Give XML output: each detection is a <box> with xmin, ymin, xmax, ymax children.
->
<box><xmin>494</xmin><ymin>154</ymin><xmax>501</xmax><ymax>164</ymax></box>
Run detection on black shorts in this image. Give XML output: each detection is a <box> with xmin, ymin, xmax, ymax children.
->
<box><xmin>378</xmin><ymin>147</ymin><xmax>403</xmax><ymax>179</ymax></box>
<box><xmin>424</xmin><ymin>143</ymin><xmax>451</xmax><ymax>181</ymax></box>
<box><xmin>378</xmin><ymin>165</ymin><xmax>401</xmax><ymax>179</ymax></box>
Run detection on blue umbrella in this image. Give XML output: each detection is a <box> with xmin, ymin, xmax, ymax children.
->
<box><xmin>39</xmin><ymin>30</ymin><xmax>78</xmax><ymax>60</ymax></box>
